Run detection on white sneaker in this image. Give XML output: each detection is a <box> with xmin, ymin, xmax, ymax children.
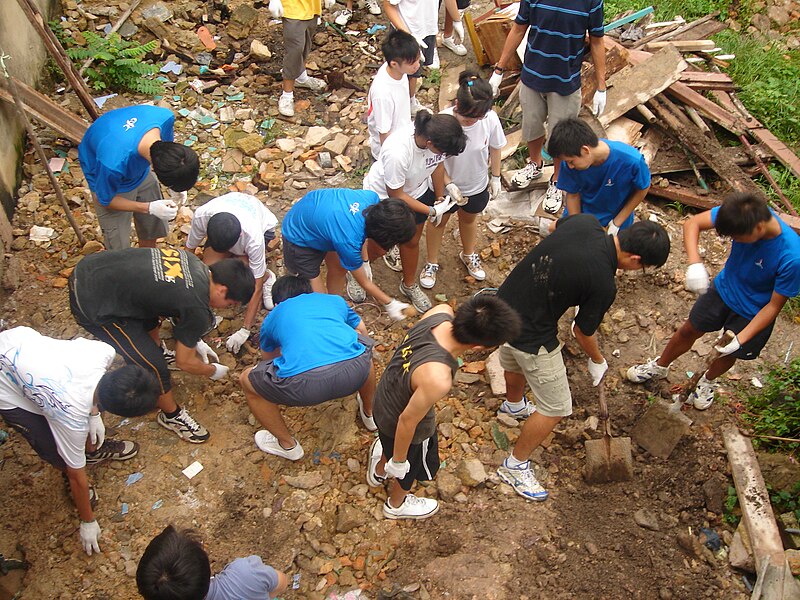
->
<box><xmin>334</xmin><ymin>8</ymin><xmax>352</xmax><ymax>25</ymax></box>
<box><xmin>430</xmin><ymin>48</ymin><xmax>440</xmax><ymax>69</ymax></box>
<box><xmin>510</xmin><ymin>161</ymin><xmax>543</xmax><ymax>188</ymax></box>
<box><xmin>542</xmin><ymin>181</ymin><xmax>563</xmax><ymax>214</ymax></box>
<box><xmin>497</xmin><ymin>460</ymin><xmax>548</xmax><ymax>501</ymax></box>
<box><xmin>442</xmin><ymin>36</ymin><xmax>467</xmax><ymax>56</ymax></box>
<box><xmin>498</xmin><ymin>397</ymin><xmax>535</xmax><ymax>419</ymax></box>
<box><xmin>346</xmin><ymin>271</ymin><xmax>366</xmax><ymax>303</ymax></box>
<box><xmin>419</xmin><ymin>262</ymin><xmax>439</xmax><ymax>289</ymax></box>
<box><xmin>383</xmin><ymin>494</ymin><xmax>440</xmax><ymax>519</ymax></box>
<box><xmin>688</xmin><ymin>374</ymin><xmax>717</xmax><ymax>410</ymax></box>
<box><xmin>262</xmin><ymin>269</ymin><xmax>276</xmax><ymax>310</ymax></box>
<box><xmin>157</xmin><ymin>408</ymin><xmax>210</xmax><ymax>443</ymax></box>
<box><xmin>254</xmin><ymin>430</ymin><xmax>304</xmax><ymax>461</ymax></box>
<box><xmin>366</xmin><ymin>437</ymin><xmax>386</xmax><ymax>487</ymax></box>
<box><xmin>626</xmin><ymin>358</ymin><xmax>669</xmax><ymax>383</ymax></box>
<box><xmin>383</xmin><ymin>245</ymin><xmax>402</xmax><ymax>272</ymax></box>
<box><xmin>365</xmin><ymin>0</ymin><xmax>381</xmax><ymax>14</ymax></box>
<box><xmin>278</xmin><ymin>94</ymin><xmax>294</xmax><ymax>117</ymax></box>
<box><xmin>459</xmin><ymin>252</ymin><xmax>485</xmax><ymax>281</ymax></box>
<box><xmin>356</xmin><ymin>393</ymin><xmax>377</xmax><ymax>431</ymax></box>
<box><xmin>296</xmin><ymin>76</ymin><xmax>327</xmax><ymax>92</ymax></box>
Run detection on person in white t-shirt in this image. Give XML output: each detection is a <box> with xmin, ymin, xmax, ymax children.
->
<box><xmin>362</xmin><ymin>111</ymin><xmax>467</xmax><ymax>314</ymax></box>
<box><xmin>185</xmin><ymin>192</ymin><xmax>279</xmax><ymax>353</ymax></box>
<box><xmin>421</xmin><ymin>71</ymin><xmax>507</xmax><ymax>289</ymax></box>
<box><xmin>367</xmin><ymin>30</ymin><xmax>421</xmax><ymax>160</ymax></box>
<box><xmin>0</xmin><ymin>327</ymin><xmax>159</xmax><ymax>556</ymax></box>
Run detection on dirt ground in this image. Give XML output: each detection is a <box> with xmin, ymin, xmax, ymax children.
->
<box><xmin>1</xmin><ymin>0</ymin><xmax>800</xmax><ymax>599</ymax></box>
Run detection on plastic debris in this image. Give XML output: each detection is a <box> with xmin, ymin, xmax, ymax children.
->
<box><xmin>751</xmin><ymin>377</ymin><xmax>763</xmax><ymax>388</ymax></box>
<box><xmin>126</xmin><ymin>472</ymin><xmax>144</xmax><ymax>486</ymax></box>
<box><xmin>160</xmin><ymin>61</ymin><xmax>183</xmax><ymax>75</ymax></box>
<box><xmin>292</xmin><ymin>574</ymin><xmax>301</xmax><ymax>590</ymax></box>
<box><xmin>0</xmin><ymin>430</ymin><xmax>8</xmax><ymax>445</ymax></box>
<box><xmin>182</xmin><ymin>461</ymin><xmax>204</xmax><ymax>479</ymax></box>
<box><xmin>121</xmin><ymin>503</ymin><xmax>129</xmax><ymax>515</ymax></box>
<box><xmin>366</xmin><ymin>24</ymin><xmax>387</xmax><ymax>35</ymax></box>
<box><xmin>29</xmin><ymin>226</ymin><xmax>56</xmax><ymax>241</ymax></box>
<box><xmin>152</xmin><ymin>499</ymin><xmax>163</xmax><ymax>510</ymax></box>
<box><xmin>93</xmin><ymin>93</ymin><xmax>117</xmax><ymax>109</ymax></box>
<box><xmin>48</xmin><ymin>157</ymin><xmax>66</xmax><ymax>173</ymax></box>
<box><xmin>699</xmin><ymin>527</ymin><xmax>722</xmax><ymax>551</ymax></box>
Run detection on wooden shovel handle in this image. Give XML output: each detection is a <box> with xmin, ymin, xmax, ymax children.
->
<box><xmin>679</xmin><ymin>330</ymin><xmax>734</xmax><ymax>401</ymax></box>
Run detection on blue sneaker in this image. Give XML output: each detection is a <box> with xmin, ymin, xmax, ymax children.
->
<box><xmin>497</xmin><ymin>460</ymin><xmax>548</xmax><ymax>501</ymax></box>
<box><xmin>498</xmin><ymin>396</ymin><xmax>535</xmax><ymax>418</ymax></box>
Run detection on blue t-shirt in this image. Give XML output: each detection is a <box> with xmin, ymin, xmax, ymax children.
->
<box><xmin>516</xmin><ymin>0</ymin><xmax>604</xmax><ymax>95</ymax></box>
<box><xmin>78</xmin><ymin>105</ymin><xmax>175</xmax><ymax>205</ymax></box>
<box><xmin>259</xmin><ymin>293</ymin><xmax>365</xmax><ymax>377</ymax></box>
<box><xmin>207</xmin><ymin>556</ymin><xmax>279</xmax><ymax>600</ymax></box>
<box><xmin>281</xmin><ymin>189</ymin><xmax>380</xmax><ymax>271</ymax></box>
<box><xmin>711</xmin><ymin>207</ymin><xmax>800</xmax><ymax>319</ymax></box>
<box><xmin>559</xmin><ymin>140</ymin><xmax>650</xmax><ymax>229</ymax></box>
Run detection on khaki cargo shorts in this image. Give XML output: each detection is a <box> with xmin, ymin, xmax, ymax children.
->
<box><xmin>498</xmin><ymin>342</ymin><xmax>573</xmax><ymax>417</ymax></box>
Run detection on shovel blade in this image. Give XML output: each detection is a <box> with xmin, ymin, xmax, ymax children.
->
<box><xmin>584</xmin><ymin>436</ymin><xmax>634</xmax><ymax>483</ymax></box>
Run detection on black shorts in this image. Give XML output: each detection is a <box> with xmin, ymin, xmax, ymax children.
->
<box><xmin>1</xmin><ymin>408</ymin><xmax>68</xmax><ymax>471</ymax></box>
<box><xmin>282</xmin><ymin>239</ymin><xmax>327</xmax><ymax>279</ymax></box>
<box><xmin>413</xmin><ymin>188</ymin><xmax>438</xmax><ymax>226</ymax></box>
<box><xmin>689</xmin><ymin>285</ymin><xmax>774</xmax><ymax>360</ymax></box>
<box><xmin>410</xmin><ymin>34</ymin><xmax>437</xmax><ymax>75</ymax></box>
<box><xmin>447</xmin><ymin>187</ymin><xmax>489</xmax><ymax>215</ymax></box>
<box><xmin>439</xmin><ymin>0</ymin><xmax>471</xmax><ymax>10</ymax></box>
<box><xmin>378</xmin><ymin>431</ymin><xmax>440</xmax><ymax>491</ymax></box>
<box><xmin>69</xmin><ymin>275</ymin><xmax>170</xmax><ymax>393</ymax></box>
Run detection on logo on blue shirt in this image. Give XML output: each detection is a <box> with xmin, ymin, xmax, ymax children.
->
<box><xmin>349</xmin><ymin>202</ymin><xmax>360</xmax><ymax>215</ymax></box>
<box><xmin>604</xmin><ymin>178</ymin><xmax>614</xmax><ymax>187</ymax></box>
<box><xmin>123</xmin><ymin>118</ymin><xmax>138</xmax><ymax>131</ymax></box>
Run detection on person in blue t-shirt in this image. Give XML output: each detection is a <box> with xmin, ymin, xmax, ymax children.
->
<box><xmin>548</xmin><ymin>117</ymin><xmax>650</xmax><ymax>235</ymax></box>
<box><xmin>281</xmin><ymin>188</ymin><xmax>417</xmax><ymax>321</ymax></box>
<box><xmin>489</xmin><ymin>0</ymin><xmax>606</xmax><ymax>211</ymax></box>
<box><xmin>79</xmin><ymin>105</ymin><xmax>199</xmax><ymax>250</ymax></box>
<box><xmin>627</xmin><ymin>193</ymin><xmax>800</xmax><ymax>410</ymax></box>
<box><xmin>137</xmin><ymin>525</ymin><xmax>288</xmax><ymax>600</ymax></box>
<box><xmin>239</xmin><ymin>275</ymin><xmax>379</xmax><ymax>461</ymax></box>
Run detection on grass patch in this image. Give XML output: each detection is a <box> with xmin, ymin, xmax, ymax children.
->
<box><xmin>741</xmin><ymin>358</ymin><xmax>800</xmax><ymax>450</ymax></box>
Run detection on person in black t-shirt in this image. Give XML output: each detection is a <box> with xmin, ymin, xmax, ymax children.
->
<box><xmin>69</xmin><ymin>248</ymin><xmax>255</xmax><ymax>443</ymax></box>
<box><xmin>495</xmin><ymin>215</ymin><xmax>669</xmax><ymax>502</ymax></box>
<box><xmin>368</xmin><ymin>296</ymin><xmax>520</xmax><ymax>520</ymax></box>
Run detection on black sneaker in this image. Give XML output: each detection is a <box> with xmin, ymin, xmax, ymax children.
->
<box><xmin>157</xmin><ymin>408</ymin><xmax>210</xmax><ymax>443</ymax></box>
<box><xmin>63</xmin><ymin>473</ymin><xmax>99</xmax><ymax>508</ymax></box>
<box><xmin>162</xmin><ymin>341</ymin><xmax>179</xmax><ymax>371</ymax></box>
<box><xmin>85</xmin><ymin>439</ymin><xmax>139</xmax><ymax>465</ymax></box>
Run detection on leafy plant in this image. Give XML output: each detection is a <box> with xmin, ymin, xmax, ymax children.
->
<box><xmin>423</xmin><ymin>68</ymin><xmax>442</xmax><ymax>87</ymax></box>
<box><xmin>665</xmin><ymin>200</ymin><xmax>687</xmax><ymax>216</ymax></box>
<box><xmin>742</xmin><ymin>358</ymin><xmax>800</xmax><ymax>449</ymax></box>
<box><xmin>61</xmin><ymin>30</ymin><xmax>163</xmax><ymax>95</ymax></box>
<box><xmin>724</xmin><ymin>485</ymin><xmax>740</xmax><ymax>525</ymax></box>
<box><xmin>769</xmin><ymin>481</ymin><xmax>800</xmax><ymax>522</ymax></box>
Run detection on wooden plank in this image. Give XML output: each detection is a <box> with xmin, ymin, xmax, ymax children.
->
<box><xmin>644</xmin><ymin>40</ymin><xmax>716</xmax><ymax>52</ymax></box>
<box><xmin>598</xmin><ymin>45</ymin><xmax>687</xmax><ymax>127</ymax></box>
<box><xmin>605</xmin><ymin>116</ymin><xmax>643</xmax><ymax>146</ymax></box>
<box><xmin>0</xmin><ymin>77</ymin><xmax>87</xmax><ymax>144</ymax></box>
<box><xmin>638</xmin><ymin>127</ymin><xmax>663</xmax><ymax>166</ymax></box>
<box><xmin>438</xmin><ymin>64</ymin><xmax>465</xmax><ymax>111</ymax></box>
<box><xmin>665</xmin><ymin>82</ymin><xmax>744</xmax><ymax>135</ymax></box>
<box><xmin>463</xmin><ymin>12</ymin><xmax>489</xmax><ymax>66</ymax></box>
<box><xmin>581</xmin><ymin>38</ymin><xmax>630</xmax><ymax>106</ymax></box>
<box><xmin>500</xmin><ymin>128</ymin><xmax>522</xmax><ymax>160</ymax></box>
<box><xmin>750</xmin><ymin>127</ymin><xmax>800</xmax><ymax>182</ymax></box>
<box><xmin>474</xmin><ymin>12</ymin><xmax>521</xmax><ymax>69</ymax></box>
<box><xmin>647</xmin><ymin>181</ymin><xmax>720</xmax><ymax>209</ymax></box>
<box><xmin>649</xmin><ymin>144</ymin><xmax>755</xmax><ymax>175</ymax></box>
<box><xmin>685</xmin><ymin>81</ymin><xmax>737</xmax><ymax>91</ymax></box>
<box><xmin>679</xmin><ymin>71</ymin><xmax>734</xmax><ymax>84</ymax></box>
<box><xmin>671</xmin><ymin>18</ymin><xmax>727</xmax><ymax>41</ymax></box>
<box><xmin>641</xmin><ymin>11</ymin><xmax>720</xmax><ymax>45</ymax></box>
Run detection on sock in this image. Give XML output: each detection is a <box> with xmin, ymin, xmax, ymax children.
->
<box><xmin>281</xmin><ymin>439</ymin><xmax>297</xmax><ymax>451</ymax></box>
<box><xmin>281</xmin><ymin>91</ymin><xmax>294</xmax><ymax>100</ymax></box>
<box><xmin>505</xmin><ymin>398</ymin><xmax>527</xmax><ymax>411</ymax></box>
<box><xmin>295</xmin><ymin>70</ymin><xmax>309</xmax><ymax>83</ymax></box>
<box><xmin>505</xmin><ymin>454</ymin><xmax>526</xmax><ymax>469</ymax></box>
<box><xmin>164</xmin><ymin>406</ymin><xmax>181</xmax><ymax>419</ymax></box>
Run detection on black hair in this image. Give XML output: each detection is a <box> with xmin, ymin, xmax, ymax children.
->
<box><xmin>136</xmin><ymin>525</ymin><xmax>210</xmax><ymax>600</ymax></box>
<box><xmin>364</xmin><ymin>199</ymin><xmax>416</xmax><ymax>250</ymax></box>
<box><xmin>150</xmin><ymin>141</ymin><xmax>200</xmax><ymax>193</ymax></box>
<box><xmin>618</xmin><ymin>221</ymin><xmax>671</xmax><ymax>268</ymax></box>
<box><xmin>96</xmin><ymin>365</ymin><xmax>159</xmax><ymax>417</ymax></box>
<box><xmin>452</xmin><ymin>295</ymin><xmax>522</xmax><ymax>347</ymax></box>
<box><xmin>381</xmin><ymin>30</ymin><xmax>420</xmax><ymax>65</ymax></box>
<box><xmin>414</xmin><ymin>111</ymin><xmax>467</xmax><ymax>157</ymax></box>
<box><xmin>547</xmin><ymin>117</ymin><xmax>599</xmax><ymax>159</ymax></box>
<box><xmin>714</xmin><ymin>192</ymin><xmax>772</xmax><ymax>237</ymax></box>
<box><xmin>208</xmin><ymin>259</ymin><xmax>255</xmax><ymax>303</ymax></box>
<box><xmin>454</xmin><ymin>70</ymin><xmax>494</xmax><ymax>119</ymax></box>
<box><xmin>271</xmin><ymin>275</ymin><xmax>313</xmax><ymax>305</ymax></box>
<box><xmin>206</xmin><ymin>212</ymin><xmax>242</xmax><ymax>253</ymax></box>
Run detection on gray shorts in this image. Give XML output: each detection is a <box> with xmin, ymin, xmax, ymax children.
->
<box><xmin>94</xmin><ymin>170</ymin><xmax>169</xmax><ymax>250</ymax></box>
<box><xmin>283</xmin><ymin>239</ymin><xmax>327</xmax><ymax>279</ymax></box>
<box><xmin>282</xmin><ymin>18</ymin><xmax>317</xmax><ymax>81</ymax></box>
<box><xmin>520</xmin><ymin>86</ymin><xmax>582</xmax><ymax>142</ymax></box>
<box><xmin>1</xmin><ymin>407</ymin><xmax>68</xmax><ymax>471</ymax></box>
<box><xmin>249</xmin><ymin>337</ymin><xmax>374</xmax><ymax>407</ymax></box>
<box><xmin>498</xmin><ymin>342</ymin><xmax>572</xmax><ymax>417</ymax></box>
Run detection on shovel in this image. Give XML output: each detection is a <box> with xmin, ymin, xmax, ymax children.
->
<box><xmin>584</xmin><ymin>380</ymin><xmax>634</xmax><ymax>483</ymax></box>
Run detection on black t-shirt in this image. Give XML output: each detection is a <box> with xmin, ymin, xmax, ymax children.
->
<box><xmin>373</xmin><ymin>313</ymin><xmax>458</xmax><ymax>444</ymax></box>
<box><xmin>498</xmin><ymin>214</ymin><xmax>618</xmax><ymax>353</ymax></box>
<box><xmin>73</xmin><ymin>248</ymin><xmax>214</xmax><ymax>348</ymax></box>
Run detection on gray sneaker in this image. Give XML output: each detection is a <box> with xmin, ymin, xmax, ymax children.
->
<box><xmin>400</xmin><ymin>282</ymin><xmax>432</xmax><ymax>314</ymax></box>
<box><xmin>85</xmin><ymin>439</ymin><xmax>139</xmax><ymax>465</ymax></box>
<box><xmin>626</xmin><ymin>358</ymin><xmax>669</xmax><ymax>383</ymax></box>
<box><xmin>346</xmin><ymin>272</ymin><xmax>366</xmax><ymax>303</ymax></box>
<box><xmin>295</xmin><ymin>76</ymin><xmax>327</xmax><ymax>92</ymax></box>
<box><xmin>497</xmin><ymin>460</ymin><xmax>548</xmax><ymax>501</ymax></box>
<box><xmin>157</xmin><ymin>408</ymin><xmax>210</xmax><ymax>443</ymax></box>
<box><xmin>542</xmin><ymin>181</ymin><xmax>563</xmax><ymax>214</ymax></box>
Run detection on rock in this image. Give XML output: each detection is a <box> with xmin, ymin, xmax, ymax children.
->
<box><xmin>2</xmin><ymin>255</ymin><xmax>20</xmax><ymax>290</ymax></box>
<box><xmin>124</xmin><ymin>560</ymin><xmax>137</xmax><ymax>577</ymax></box>
<box><xmin>219</xmin><ymin>106</ymin><xmax>235</xmax><ymax>124</ymax></box>
<box><xmin>336</xmin><ymin>504</ymin><xmax>362</xmax><ymax>533</ymax></box>
<box><xmin>242</xmin><ymin>119</ymin><xmax>257</xmax><ymax>134</ymax></box>
<box><xmin>305</xmin><ymin>126</ymin><xmax>333</xmax><ymax>147</ymax></box>
<box><xmin>496</xmin><ymin>413</ymin><xmax>519</xmax><ymax>428</ymax></box>
<box><xmin>702</xmin><ymin>473</ymin><xmax>728</xmax><ymax>514</ymax></box>
<box><xmin>249</xmin><ymin>39</ymin><xmax>272</xmax><ymax>60</ymax></box>
<box><xmin>786</xmin><ymin>549</ymin><xmax>800</xmax><ymax>576</ymax></box>
<box><xmin>284</xmin><ymin>471</ymin><xmax>325</xmax><ymax>489</ymax></box>
<box><xmin>750</xmin><ymin>12</ymin><xmax>771</xmax><ymax>32</ymax></box>
<box><xmin>436</xmin><ymin>471</ymin><xmax>462</xmax><ymax>501</ymax></box>
<box><xmin>276</xmin><ymin>138</ymin><xmax>298</xmax><ymax>153</ymax></box>
<box><xmin>81</xmin><ymin>240</ymin><xmax>104</xmax><ymax>255</ymax></box>
<box><xmin>227</xmin><ymin>4</ymin><xmax>258</xmax><ymax>39</ymax></box>
<box><xmin>767</xmin><ymin>5</ymin><xmax>791</xmax><ymax>26</ymax></box>
<box><xmin>324</xmin><ymin>133</ymin><xmax>350</xmax><ymax>156</ymax></box>
<box><xmin>456</xmin><ymin>458</ymin><xmax>487</xmax><ymax>487</ymax></box>
<box><xmin>304</xmin><ymin>159</ymin><xmax>324</xmax><ymax>178</ymax></box>
<box><xmin>222</xmin><ymin>149</ymin><xmax>244</xmax><ymax>173</ymax></box>
<box><xmin>728</xmin><ymin>523</ymin><xmax>754</xmax><ymax>572</ymax></box>
<box><xmin>633</xmin><ymin>508</ymin><xmax>660</xmax><ymax>531</ymax></box>
<box><xmin>235</xmin><ymin>108</ymin><xmax>253</xmax><ymax>120</ymax></box>
<box><xmin>235</xmin><ymin>133</ymin><xmax>265</xmax><ymax>156</ymax></box>
<box><xmin>347</xmin><ymin>458</ymin><xmax>360</xmax><ymax>472</ymax></box>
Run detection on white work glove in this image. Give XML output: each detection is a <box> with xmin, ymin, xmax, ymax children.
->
<box><xmin>226</xmin><ymin>328</ymin><xmax>250</xmax><ymax>353</ymax></box>
<box><xmin>452</xmin><ymin>20</ymin><xmax>465</xmax><ymax>43</ymax></box>
<box><xmin>362</xmin><ymin>261</ymin><xmax>373</xmax><ymax>281</ymax></box>
<box><xmin>88</xmin><ymin>413</ymin><xmax>105</xmax><ymax>448</ymax></box>
<box><xmin>685</xmin><ymin>263</ymin><xmax>710</xmax><ymax>295</ymax></box>
<box><xmin>268</xmin><ymin>0</ymin><xmax>284</xmax><ymax>18</ymax></box>
<box><xmin>606</xmin><ymin>220</ymin><xmax>620</xmax><ymax>236</ymax></box>
<box><xmin>169</xmin><ymin>190</ymin><xmax>188</xmax><ymax>206</ymax></box>
<box><xmin>715</xmin><ymin>330</ymin><xmax>741</xmax><ymax>356</ymax></box>
<box><xmin>210</xmin><ymin>363</ymin><xmax>229</xmax><ymax>380</ymax></box>
<box><xmin>323</xmin><ymin>0</ymin><xmax>335</xmax><ymax>8</ymax></box>
<box><xmin>148</xmin><ymin>200</ymin><xmax>178</xmax><ymax>220</ymax></box>
<box><xmin>80</xmin><ymin>520</ymin><xmax>101</xmax><ymax>556</ymax></box>
<box><xmin>445</xmin><ymin>182</ymin><xmax>466</xmax><ymax>206</ymax></box>
<box><xmin>384</xmin><ymin>298</ymin><xmax>410</xmax><ymax>321</ymax></box>
<box><xmin>489</xmin><ymin>175</ymin><xmax>501</xmax><ymax>200</ymax></box>
<box><xmin>588</xmin><ymin>358</ymin><xmax>608</xmax><ymax>386</ymax></box>
<box><xmin>489</xmin><ymin>71</ymin><xmax>503</xmax><ymax>96</ymax></box>
<box><xmin>429</xmin><ymin>196</ymin><xmax>457</xmax><ymax>227</ymax></box>
<box><xmin>592</xmin><ymin>89</ymin><xmax>607</xmax><ymax>117</ymax></box>
<box><xmin>413</xmin><ymin>35</ymin><xmax>428</xmax><ymax>49</ymax></box>
<box><xmin>195</xmin><ymin>339</ymin><xmax>219</xmax><ymax>364</ymax></box>
<box><xmin>385</xmin><ymin>458</ymin><xmax>411</xmax><ymax>479</ymax></box>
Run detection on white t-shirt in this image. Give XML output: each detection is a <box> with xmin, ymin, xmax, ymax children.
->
<box><xmin>0</xmin><ymin>327</ymin><xmax>115</xmax><ymax>469</ymax></box>
<box><xmin>389</xmin><ymin>0</ymin><xmax>438</xmax><ymax>38</ymax></box>
<box><xmin>367</xmin><ymin>63</ymin><xmax>412</xmax><ymax>160</ymax></box>
<box><xmin>441</xmin><ymin>107</ymin><xmax>507</xmax><ymax>196</ymax></box>
<box><xmin>363</xmin><ymin>128</ymin><xmax>445</xmax><ymax>200</ymax></box>
<box><xmin>186</xmin><ymin>192</ymin><xmax>279</xmax><ymax>279</ymax></box>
